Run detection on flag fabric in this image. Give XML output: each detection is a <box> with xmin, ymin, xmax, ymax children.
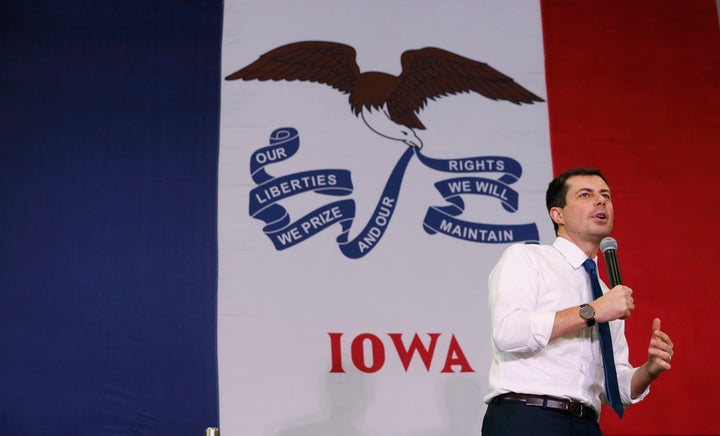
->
<box><xmin>2</xmin><ymin>1</ymin><xmax>719</xmax><ymax>435</ymax></box>
<box><xmin>218</xmin><ymin>1</ymin><xmax>552</xmax><ymax>435</ymax></box>
<box><xmin>2</xmin><ymin>2</ymin><xmax>222</xmax><ymax>434</ymax></box>
<box><xmin>541</xmin><ymin>1</ymin><xmax>720</xmax><ymax>433</ymax></box>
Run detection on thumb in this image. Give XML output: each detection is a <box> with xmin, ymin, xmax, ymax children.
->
<box><xmin>652</xmin><ymin>317</ymin><xmax>662</xmax><ymax>333</ymax></box>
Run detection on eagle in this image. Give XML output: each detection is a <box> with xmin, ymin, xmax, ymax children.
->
<box><xmin>225</xmin><ymin>41</ymin><xmax>544</xmax><ymax>148</ymax></box>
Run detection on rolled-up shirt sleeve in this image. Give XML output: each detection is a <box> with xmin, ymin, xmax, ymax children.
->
<box><xmin>489</xmin><ymin>245</ymin><xmax>555</xmax><ymax>353</ymax></box>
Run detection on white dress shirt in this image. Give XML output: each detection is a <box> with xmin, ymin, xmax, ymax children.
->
<box><xmin>484</xmin><ymin>237</ymin><xmax>649</xmax><ymax>415</ymax></box>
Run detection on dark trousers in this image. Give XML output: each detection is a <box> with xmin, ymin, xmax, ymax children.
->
<box><xmin>482</xmin><ymin>397</ymin><xmax>602</xmax><ymax>436</ymax></box>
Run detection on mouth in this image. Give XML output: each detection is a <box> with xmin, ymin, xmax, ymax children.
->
<box><xmin>593</xmin><ymin>212</ymin><xmax>608</xmax><ymax>222</ymax></box>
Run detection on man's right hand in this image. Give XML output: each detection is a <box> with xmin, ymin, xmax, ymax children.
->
<box><xmin>593</xmin><ymin>285</ymin><xmax>634</xmax><ymax>322</ymax></box>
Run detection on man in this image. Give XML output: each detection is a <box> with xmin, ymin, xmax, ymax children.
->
<box><xmin>481</xmin><ymin>168</ymin><xmax>674</xmax><ymax>435</ymax></box>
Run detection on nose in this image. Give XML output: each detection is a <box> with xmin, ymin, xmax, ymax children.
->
<box><xmin>595</xmin><ymin>194</ymin><xmax>606</xmax><ymax>205</ymax></box>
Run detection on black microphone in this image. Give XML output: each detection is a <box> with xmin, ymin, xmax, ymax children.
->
<box><xmin>600</xmin><ymin>237</ymin><xmax>622</xmax><ymax>287</ymax></box>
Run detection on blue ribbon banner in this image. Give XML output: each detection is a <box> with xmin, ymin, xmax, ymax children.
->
<box><xmin>336</xmin><ymin>147</ymin><xmax>414</xmax><ymax>259</ymax></box>
<box><xmin>246</xmin><ymin>128</ymin><xmax>539</xmax><ymax>258</ymax></box>
<box><xmin>415</xmin><ymin>150</ymin><xmax>539</xmax><ymax>244</ymax></box>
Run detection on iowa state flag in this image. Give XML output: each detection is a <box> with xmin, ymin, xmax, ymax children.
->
<box><xmin>2</xmin><ymin>1</ymin><xmax>718</xmax><ymax>435</ymax></box>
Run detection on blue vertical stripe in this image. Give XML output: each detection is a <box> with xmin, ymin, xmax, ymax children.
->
<box><xmin>1</xmin><ymin>1</ymin><xmax>222</xmax><ymax>434</ymax></box>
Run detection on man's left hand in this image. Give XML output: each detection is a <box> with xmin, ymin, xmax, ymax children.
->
<box><xmin>647</xmin><ymin>318</ymin><xmax>674</xmax><ymax>378</ymax></box>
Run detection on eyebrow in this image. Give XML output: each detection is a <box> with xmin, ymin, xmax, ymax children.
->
<box><xmin>573</xmin><ymin>187</ymin><xmax>612</xmax><ymax>195</ymax></box>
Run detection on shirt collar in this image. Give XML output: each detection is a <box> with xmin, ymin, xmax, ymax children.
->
<box><xmin>553</xmin><ymin>237</ymin><xmax>596</xmax><ymax>269</ymax></box>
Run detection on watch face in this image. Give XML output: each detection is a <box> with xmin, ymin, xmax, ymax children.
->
<box><xmin>580</xmin><ymin>305</ymin><xmax>595</xmax><ymax>319</ymax></box>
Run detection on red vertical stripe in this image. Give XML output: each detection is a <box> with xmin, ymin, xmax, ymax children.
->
<box><xmin>542</xmin><ymin>0</ymin><xmax>720</xmax><ymax>434</ymax></box>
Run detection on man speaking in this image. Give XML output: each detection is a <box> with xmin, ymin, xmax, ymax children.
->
<box><xmin>482</xmin><ymin>168</ymin><xmax>674</xmax><ymax>435</ymax></box>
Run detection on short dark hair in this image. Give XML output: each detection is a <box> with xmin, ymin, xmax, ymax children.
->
<box><xmin>545</xmin><ymin>168</ymin><xmax>609</xmax><ymax>234</ymax></box>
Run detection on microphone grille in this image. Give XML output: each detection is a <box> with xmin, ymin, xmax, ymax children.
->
<box><xmin>600</xmin><ymin>237</ymin><xmax>618</xmax><ymax>252</ymax></box>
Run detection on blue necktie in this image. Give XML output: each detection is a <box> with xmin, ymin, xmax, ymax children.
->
<box><xmin>582</xmin><ymin>259</ymin><xmax>624</xmax><ymax>418</ymax></box>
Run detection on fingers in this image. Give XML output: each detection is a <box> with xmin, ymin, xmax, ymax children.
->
<box><xmin>617</xmin><ymin>286</ymin><xmax>634</xmax><ymax>319</ymax></box>
<box><xmin>647</xmin><ymin>319</ymin><xmax>674</xmax><ymax>376</ymax></box>
<box><xmin>650</xmin><ymin>336</ymin><xmax>673</xmax><ymax>357</ymax></box>
<box><xmin>596</xmin><ymin>285</ymin><xmax>634</xmax><ymax>321</ymax></box>
<box><xmin>648</xmin><ymin>347</ymin><xmax>672</xmax><ymax>371</ymax></box>
<box><xmin>651</xmin><ymin>318</ymin><xmax>674</xmax><ymax>348</ymax></box>
<box><xmin>625</xmin><ymin>295</ymin><xmax>635</xmax><ymax>318</ymax></box>
<box><xmin>653</xmin><ymin>329</ymin><xmax>673</xmax><ymax>347</ymax></box>
<box><xmin>652</xmin><ymin>317</ymin><xmax>661</xmax><ymax>332</ymax></box>
<box><xmin>648</xmin><ymin>344</ymin><xmax>673</xmax><ymax>369</ymax></box>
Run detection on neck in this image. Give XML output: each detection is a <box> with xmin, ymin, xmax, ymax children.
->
<box><xmin>557</xmin><ymin>231</ymin><xmax>600</xmax><ymax>258</ymax></box>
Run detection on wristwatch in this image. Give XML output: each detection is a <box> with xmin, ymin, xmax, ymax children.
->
<box><xmin>579</xmin><ymin>303</ymin><xmax>596</xmax><ymax>327</ymax></box>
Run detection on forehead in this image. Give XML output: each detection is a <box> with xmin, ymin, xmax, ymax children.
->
<box><xmin>565</xmin><ymin>174</ymin><xmax>610</xmax><ymax>192</ymax></box>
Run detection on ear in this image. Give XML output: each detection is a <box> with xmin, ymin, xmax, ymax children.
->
<box><xmin>549</xmin><ymin>207</ymin><xmax>564</xmax><ymax>226</ymax></box>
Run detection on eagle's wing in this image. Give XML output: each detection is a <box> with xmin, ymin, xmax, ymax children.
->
<box><xmin>389</xmin><ymin>47</ymin><xmax>545</xmax><ymax>128</ymax></box>
<box><xmin>225</xmin><ymin>41</ymin><xmax>360</xmax><ymax>94</ymax></box>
